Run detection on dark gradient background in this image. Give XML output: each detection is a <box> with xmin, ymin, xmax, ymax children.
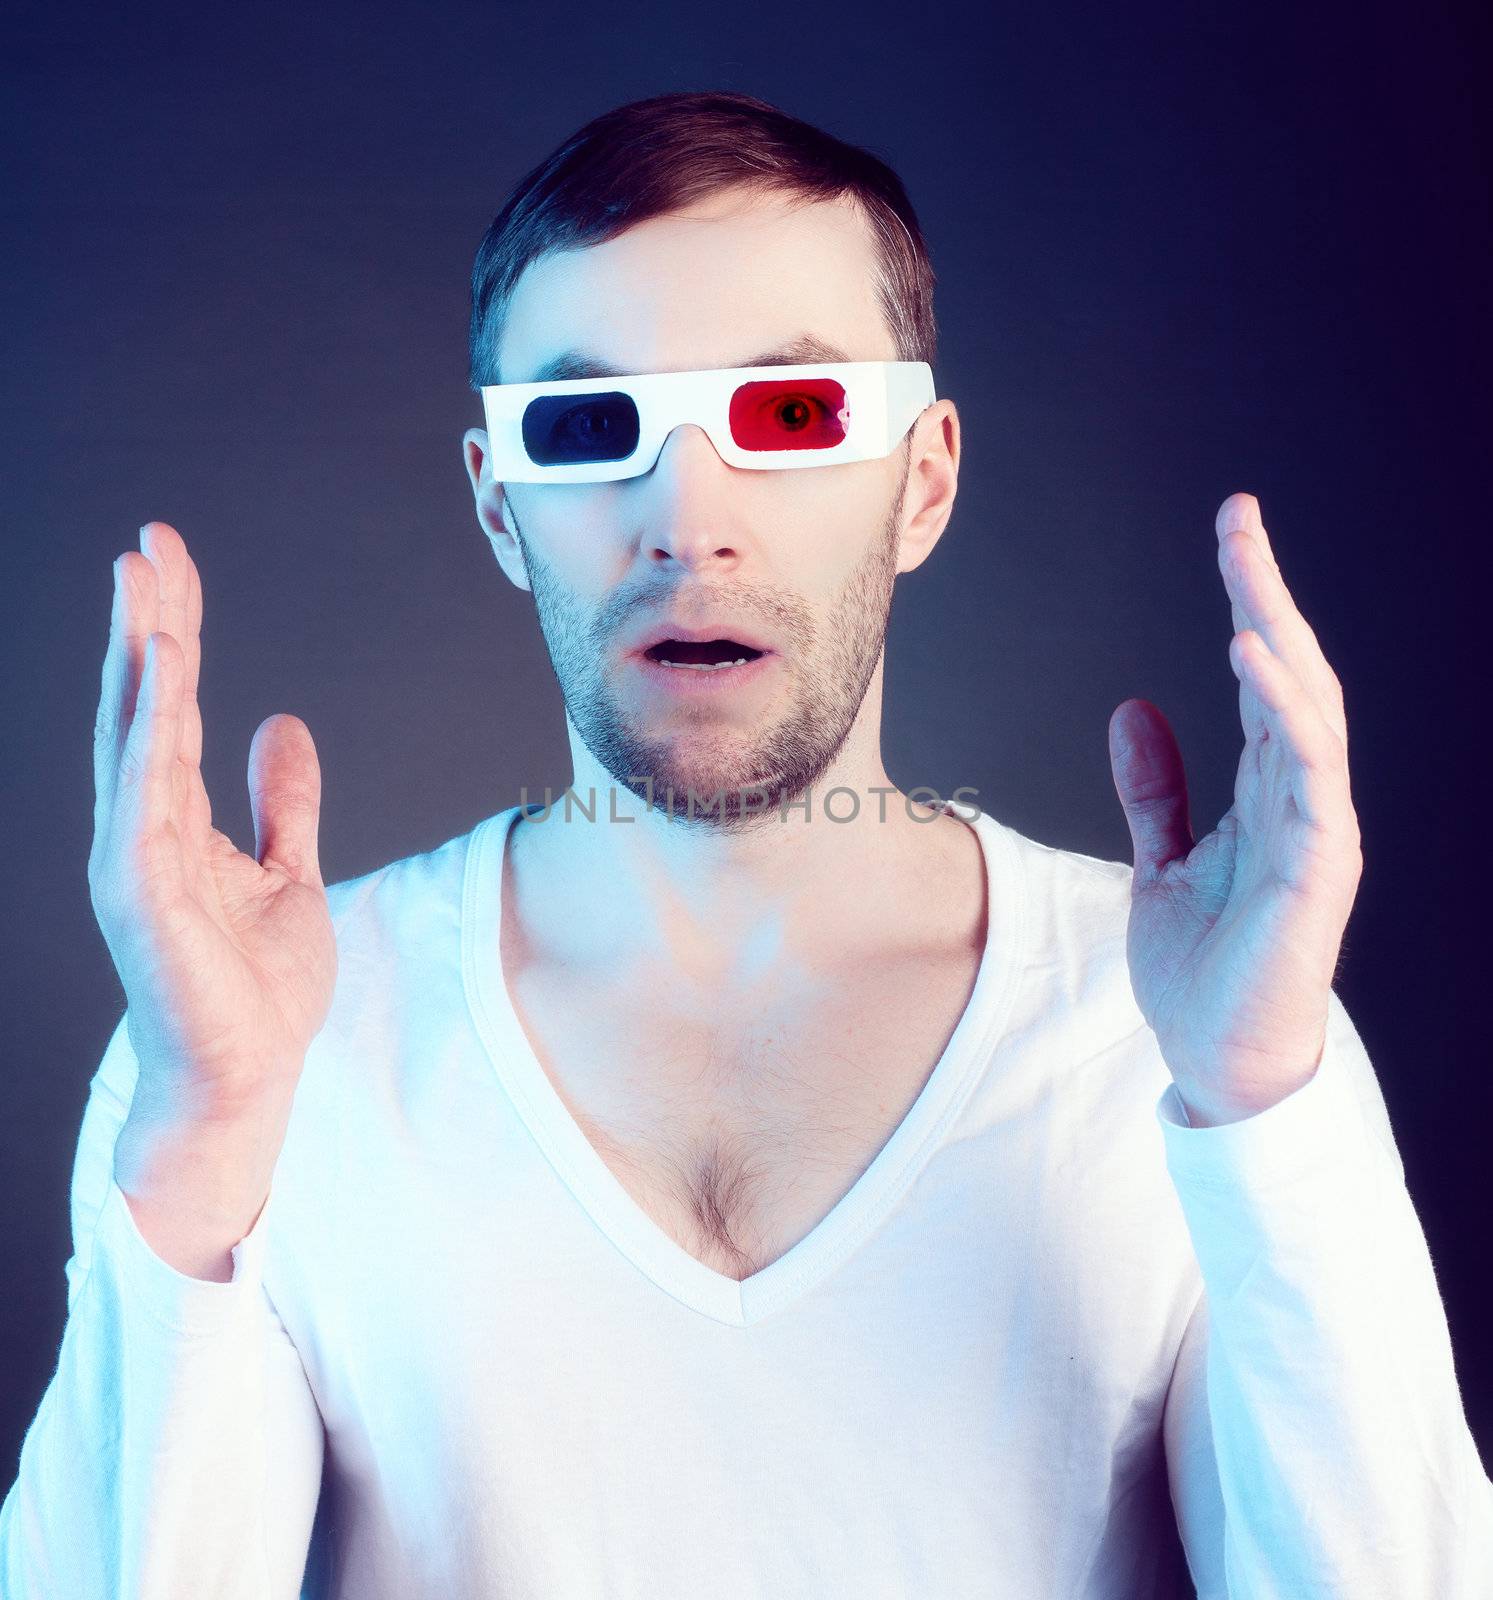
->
<box><xmin>3</xmin><ymin>0</ymin><xmax>1489</xmax><ymax>1536</ymax></box>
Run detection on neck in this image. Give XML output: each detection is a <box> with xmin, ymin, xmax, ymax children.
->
<box><xmin>508</xmin><ymin>743</ymin><xmax>967</xmax><ymax>995</ymax></box>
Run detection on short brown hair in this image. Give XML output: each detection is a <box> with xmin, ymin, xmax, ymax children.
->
<box><xmin>467</xmin><ymin>89</ymin><xmax>938</xmax><ymax>389</ymax></box>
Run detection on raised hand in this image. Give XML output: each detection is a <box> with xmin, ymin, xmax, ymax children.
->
<box><xmin>89</xmin><ymin>520</ymin><xmax>337</xmax><ymax>1148</ymax></box>
<box><xmin>1107</xmin><ymin>493</ymin><xmax>1364</xmax><ymax>1127</ymax></box>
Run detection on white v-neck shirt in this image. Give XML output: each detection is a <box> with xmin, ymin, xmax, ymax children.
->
<box><xmin>3</xmin><ymin>801</ymin><xmax>1490</xmax><ymax>1599</ymax></box>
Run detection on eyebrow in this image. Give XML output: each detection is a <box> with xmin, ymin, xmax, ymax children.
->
<box><xmin>522</xmin><ymin>333</ymin><xmax>855</xmax><ymax>385</ymax></box>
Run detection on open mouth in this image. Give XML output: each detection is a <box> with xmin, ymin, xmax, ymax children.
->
<box><xmin>641</xmin><ymin>638</ymin><xmax>767</xmax><ymax>672</ymax></box>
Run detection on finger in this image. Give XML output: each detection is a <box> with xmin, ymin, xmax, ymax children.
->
<box><xmin>1228</xmin><ymin>629</ymin><xmax>1357</xmax><ymax>843</ymax></box>
<box><xmin>248</xmin><ymin>713</ymin><xmax>324</xmax><ymax>886</ymax></box>
<box><xmin>93</xmin><ymin>558</ymin><xmax>128</xmax><ymax>820</ymax></box>
<box><xmin>184</xmin><ymin>538</ymin><xmax>203</xmax><ymax>764</ymax></box>
<box><xmin>1107</xmin><ymin>697</ymin><xmax>1193</xmax><ymax>888</ymax></box>
<box><xmin>94</xmin><ymin>547</ymin><xmax>161</xmax><ymax>824</ymax></box>
<box><xmin>140</xmin><ymin>521</ymin><xmax>188</xmax><ymax>674</ymax></box>
<box><xmin>1214</xmin><ymin>495</ymin><xmax>1273</xmax><ymax>757</ymax></box>
<box><xmin>1216</xmin><ymin>492</ymin><xmax>1280</xmax><ymax>570</ymax></box>
<box><xmin>139</xmin><ymin>520</ymin><xmax>213</xmax><ymax>860</ymax></box>
<box><xmin>1218</xmin><ymin>533</ymin><xmax>1285</xmax><ymax>747</ymax></box>
<box><xmin>1216</xmin><ymin>503</ymin><xmax>1348</xmax><ymax>752</ymax></box>
<box><xmin>140</xmin><ymin>520</ymin><xmax>205</xmax><ymax>768</ymax></box>
<box><xmin>1215</xmin><ymin>546</ymin><xmax>1270</xmax><ymax>754</ymax></box>
<box><xmin>137</xmin><ymin>522</ymin><xmax>191</xmax><ymax>847</ymax></box>
<box><xmin>118</xmin><ymin>630</ymin><xmax>187</xmax><ymax>847</ymax></box>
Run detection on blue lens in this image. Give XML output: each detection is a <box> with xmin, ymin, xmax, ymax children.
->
<box><xmin>522</xmin><ymin>392</ymin><xmax>641</xmax><ymax>466</ymax></box>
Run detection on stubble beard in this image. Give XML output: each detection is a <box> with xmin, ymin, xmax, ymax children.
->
<box><xmin>510</xmin><ymin>456</ymin><xmax>907</xmax><ymax>835</ymax></box>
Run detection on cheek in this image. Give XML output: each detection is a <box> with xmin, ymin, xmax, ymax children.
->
<box><xmin>780</xmin><ymin>475</ymin><xmax>894</xmax><ymax>581</ymax></box>
<box><xmin>522</xmin><ymin>501</ymin><xmax>633</xmax><ymax>589</ymax></box>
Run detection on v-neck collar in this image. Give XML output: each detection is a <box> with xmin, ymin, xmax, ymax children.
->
<box><xmin>461</xmin><ymin>798</ymin><xmax>1029</xmax><ymax>1328</ymax></box>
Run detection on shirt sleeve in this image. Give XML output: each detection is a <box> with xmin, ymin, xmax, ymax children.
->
<box><xmin>0</xmin><ymin>1008</ymin><xmax>326</xmax><ymax>1599</ymax></box>
<box><xmin>1156</xmin><ymin>985</ymin><xmax>1493</xmax><ymax>1600</ymax></box>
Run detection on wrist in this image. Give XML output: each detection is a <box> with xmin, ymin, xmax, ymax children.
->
<box><xmin>113</xmin><ymin>1087</ymin><xmax>294</xmax><ymax>1255</ymax></box>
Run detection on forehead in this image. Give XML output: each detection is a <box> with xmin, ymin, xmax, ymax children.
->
<box><xmin>497</xmin><ymin>188</ymin><xmax>895</xmax><ymax>384</ymax></box>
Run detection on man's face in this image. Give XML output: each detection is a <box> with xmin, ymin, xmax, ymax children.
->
<box><xmin>470</xmin><ymin>186</ymin><xmax>927</xmax><ymax>828</ymax></box>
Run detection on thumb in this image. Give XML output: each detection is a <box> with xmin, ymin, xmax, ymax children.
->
<box><xmin>247</xmin><ymin>713</ymin><xmax>324</xmax><ymax>886</ymax></box>
<box><xmin>1108</xmin><ymin>698</ymin><xmax>1192</xmax><ymax>890</ymax></box>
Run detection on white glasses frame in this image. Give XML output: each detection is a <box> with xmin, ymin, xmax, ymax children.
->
<box><xmin>478</xmin><ymin>360</ymin><xmax>936</xmax><ymax>484</ymax></box>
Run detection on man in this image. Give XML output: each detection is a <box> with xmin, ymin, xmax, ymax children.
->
<box><xmin>3</xmin><ymin>90</ymin><xmax>1489</xmax><ymax>1598</ymax></box>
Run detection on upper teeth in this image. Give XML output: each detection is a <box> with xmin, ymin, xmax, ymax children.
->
<box><xmin>657</xmin><ymin>657</ymin><xmax>751</xmax><ymax>670</ymax></box>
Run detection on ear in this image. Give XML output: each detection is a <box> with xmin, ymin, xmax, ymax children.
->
<box><xmin>893</xmin><ymin>399</ymin><xmax>961</xmax><ymax>577</ymax></box>
<box><xmin>462</xmin><ymin>428</ymin><xmax>531</xmax><ymax>593</ymax></box>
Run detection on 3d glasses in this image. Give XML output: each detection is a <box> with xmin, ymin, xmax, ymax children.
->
<box><xmin>479</xmin><ymin>360</ymin><xmax>935</xmax><ymax>483</ymax></box>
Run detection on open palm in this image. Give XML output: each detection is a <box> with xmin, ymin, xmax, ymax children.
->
<box><xmin>1108</xmin><ymin>493</ymin><xmax>1363</xmax><ymax>1127</ymax></box>
<box><xmin>90</xmin><ymin>520</ymin><xmax>337</xmax><ymax>1120</ymax></box>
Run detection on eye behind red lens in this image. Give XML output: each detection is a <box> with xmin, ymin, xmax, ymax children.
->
<box><xmin>729</xmin><ymin>377</ymin><xmax>848</xmax><ymax>452</ymax></box>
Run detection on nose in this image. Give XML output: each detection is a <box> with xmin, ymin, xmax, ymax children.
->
<box><xmin>638</xmin><ymin>422</ymin><xmax>744</xmax><ymax>568</ymax></box>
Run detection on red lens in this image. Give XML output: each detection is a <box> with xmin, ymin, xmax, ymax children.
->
<box><xmin>728</xmin><ymin>377</ymin><xmax>849</xmax><ymax>452</ymax></box>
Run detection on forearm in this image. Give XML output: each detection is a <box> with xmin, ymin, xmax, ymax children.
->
<box><xmin>0</xmin><ymin>1174</ymin><xmax>319</xmax><ymax>1599</ymax></box>
<box><xmin>1160</xmin><ymin>996</ymin><xmax>1493</xmax><ymax>1596</ymax></box>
